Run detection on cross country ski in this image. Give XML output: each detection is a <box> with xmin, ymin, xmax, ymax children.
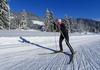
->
<box><xmin>39</xmin><ymin>51</ymin><xmax>76</xmax><ymax>64</ymax></box>
<box><xmin>39</xmin><ymin>51</ymin><xmax>70</xmax><ymax>55</ymax></box>
<box><xmin>68</xmin><ymin>52</ymin><xmax>76</xmax><ymax>64</ymax></box>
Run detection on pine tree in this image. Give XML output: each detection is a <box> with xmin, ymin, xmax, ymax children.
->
<box><xmin>69</xmin><ymin>17</ymin><xmax>73</xmax><ymax>33</ymax></box>
<box><xmin>78</xmin><ymin>23</ymin><xmax>85</xmax><ymax>33</ymax></box>
<box><xmin>85</xmin><ymin>23</ymin><xmax>88</xmax><ymax>34</ymax></box>
<box><xmin>64</xmin><ymin>15</ymin><xmax>70</xmax><ymax>30</ymax></box>
<box><xmin>44</xmin><ymin>8</ymin><xmax>50</xmax><ymax>31</ymax></box>
<box><xmin>55</xmin><ymin>17</ymin><xmax>58</xmax><ymax>23</ymax></box>
<box><xmin>0</xmin><ymin>0</ymin><xmax>10</xmax><ymax>29</ymax></box>
<box><xmin>21</xmin><ymin>10</ymin><xmax>27</xmax><ymax>29</ymax></box>
<box><xmin>98</xmin><ymin>24</ymin><xmax>100</xmax><ymax>33</ymax></box>
<box><xmin>15</xmin><ymin>16</ymin><xmax>20</xmax><ymax>29</ymax></box>
<box><xmin>49</xmin><ymin>10</ymin><xmax>54</xmax><ymax>32</ymax></box>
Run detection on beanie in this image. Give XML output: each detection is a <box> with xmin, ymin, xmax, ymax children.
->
<box><xmin>58</xmin><ymin>19</ymin><xmax>61</xmax><ymax>22</ymax></box>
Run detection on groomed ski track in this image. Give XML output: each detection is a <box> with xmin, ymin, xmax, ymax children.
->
<box><xmin>0</xmin><ymin>30</ymin><xmax>100</xmax><ymax>70</ymax></box>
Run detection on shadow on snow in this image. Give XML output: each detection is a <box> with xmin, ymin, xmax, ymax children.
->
<box><xmin>18</xmin><ymin>36</ymin><xmax>58</xmax><ymax>53</ymax></box>
<box><xmin>18</xmin><ymin>37</ymin><xmax>72</xmax><ymax>64</ymax></box>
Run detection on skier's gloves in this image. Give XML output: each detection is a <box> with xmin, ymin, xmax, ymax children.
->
<box><xmin>57</xmin><ymin>24</ymin><xmax>60</xmax><ymax>27</ymax></box>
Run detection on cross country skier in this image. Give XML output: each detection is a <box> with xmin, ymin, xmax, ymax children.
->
<box><xmin>53</xmin><ymin>19</ymin><xmax>74</xmax><ymax>54</ymax></box>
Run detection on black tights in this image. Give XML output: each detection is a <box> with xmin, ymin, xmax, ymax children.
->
<box><xmin>59</xmin><ymin>34</ymin><xmax>74</xmax><ymax>53</ymax></box>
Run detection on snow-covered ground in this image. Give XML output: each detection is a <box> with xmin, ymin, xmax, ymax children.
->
<box><xmin>0</xmin><ymin>30</ymin><xmax>100</xmax><ymax>70</ymax></box>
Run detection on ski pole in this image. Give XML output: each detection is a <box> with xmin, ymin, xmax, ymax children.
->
<box><xmin>54</xmin><ymin>30</ymin><xmax>57</xmax><ymax>50</ymax></box>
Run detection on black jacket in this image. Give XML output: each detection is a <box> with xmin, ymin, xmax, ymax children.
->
<box><xmin>54</xmin><ymin>23</ymin><xmax>68</xmax><ymax>35</ymax></box>
<box><xmin>60</xmin><ymin>23</ymin><xmax>68</xmax><ymax>34</ymax></box>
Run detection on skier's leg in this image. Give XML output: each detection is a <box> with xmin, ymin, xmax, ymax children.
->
<box><xmin>65</xmin><ymin>35</ymin><xmax>74</xmax><ymax>54</ymax></box>
<box><xmin>59</xmin><ymin>34</ymin><xmax>64</xmax><ymax>51</ymax></box>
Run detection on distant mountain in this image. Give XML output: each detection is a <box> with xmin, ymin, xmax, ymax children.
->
<box><xmin>73</xmin><ymin>18</ymin><xmax>100</xmax><ymax>26</ymax></box>
<box><xmin>10</xmin><ymin>11</ymin><xmax>44</xmax><ymax>29</ymax></box>
<box><xmin>10</xmin><ymin>11</ymin><xmax>44</xmax><ymax>21</ymax></box>
<box><xmin>71</xmin><ymin>18</ymin><xmax>100</xmax><ymax>32</ymax></box>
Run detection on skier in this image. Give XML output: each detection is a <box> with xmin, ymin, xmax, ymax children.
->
<box><xmin>53</xmin><ymin>19</ymin><xmax>74</xmax><ymax>54</ymax></box>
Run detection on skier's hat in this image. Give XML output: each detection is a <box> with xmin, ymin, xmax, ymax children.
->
<box><xmin>58</xmin><ymin>19</ymin><xmax>61</xmax><ymax>22</ymax></box>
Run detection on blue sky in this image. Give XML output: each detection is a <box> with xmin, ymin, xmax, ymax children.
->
<box><xmin>9</xmin><ymin>0</ymin><xmax>100</xmax><ymax>20</ymax></box>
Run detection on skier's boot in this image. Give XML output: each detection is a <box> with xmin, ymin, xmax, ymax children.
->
<box><xmin>58</xmin><ymin>50</ymin><xmax>63</xmax><ymax>53</ymax></box>
<box><xmin>72</xmin><ymin>51</ymin><xmax>76</xmax><ymax>55</ymax></box>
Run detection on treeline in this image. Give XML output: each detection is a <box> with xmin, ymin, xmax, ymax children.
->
<box><xmin>42</xmin><ymin>9</ymin><xmax>100</xmax><ymax>33</ymax></box>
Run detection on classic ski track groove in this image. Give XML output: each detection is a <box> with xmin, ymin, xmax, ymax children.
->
<box><xmin>0</xmin><ymin>34</ymin><xmax>100</xmax><ymax>70</ymax></box>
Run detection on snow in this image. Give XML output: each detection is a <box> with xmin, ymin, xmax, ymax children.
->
<box><xmin>0</xmin><ymin>30</ymin><xmax>100</xmax><ymax>70</ymax></box>
<box><xmin>31</xmin><ymin>20</ymin><xmax>44</xmax><ymax>25</ymax></box>
<box><xmin>10</xmin><ymin>16</ymin><xmax>14</xmax><ymax>19</ymax></box>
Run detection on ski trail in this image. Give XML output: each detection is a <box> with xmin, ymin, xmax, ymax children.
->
<box><xmin>24</xmin><ymin>54</ymin><xmax>58</xmax><ymax>70</ymax></box>
<box><xmin>0</xmin><ymin>34</ymin><xmax>100</xmax><ymax>70</ymax></box>
<box><xmin>39</xmin><ymin>53</ymin><xmax>70</xmax><ymax>70</ymax></box>
<box><xmin>77</xmin><ymin>42</ymin><xmax>100</xmax><ymax>70</ymax></box>
<box><xmin>39</xmin><ymin>54</ymin><xmax>59</xmax><ymax>70</ymax></box>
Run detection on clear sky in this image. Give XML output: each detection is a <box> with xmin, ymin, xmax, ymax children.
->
<box><xmin>9</xmin><ymin>0</ymin><xmax>100</xmax><ymax>20</ymax></box>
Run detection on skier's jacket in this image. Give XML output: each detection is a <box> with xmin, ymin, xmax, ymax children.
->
<box><xmin>53</xmin><ymin>22</ymin><xmax>68</xmax><ymax>35</ymax></box>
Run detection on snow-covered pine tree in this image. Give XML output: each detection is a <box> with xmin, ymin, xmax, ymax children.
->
<box><xmin>78</xmin><ymin>23</ymin><xmax>85</xmax><ymax>33</ymax></box>
<box><xmin>11</xmin><ymin>16</ymin><xmax>17</xmax><ymax>29</ymax></box>
<box><xmin>0</xmin><ymin>0</ymin><xmax>10</xmax><ymax>29</ymax></box>
<box><xmin>69</xmin><ymin>17</ymin><xmax>73</xmax><ymax>33</ymax></box>
<box><xmin>49</xmin><ymin>10</ymin><xmax>54</xmax><ymax>32</ymax></box>
<box><xmin>64</xmin><ymin>15</ymin><xmax>70</xmax><ymax>30</ymax></box>
<box><xmin>21</xmin><ymin>10</ymin><xmax>27</xmax><ymax>30</ymax></box>
<box><xmin>98</xmin><ymin>24</ymin><xmax>100</xmax><ymax>33</ymax></box>
<box><xmin>90</xmin><ymin>26</ymin><xmax>95</xmax><ymax>32</ymax></box>
<box><xmin>55</xmin><ymin>17</ymin><xmax>58</xmax><ymax>23</ymax></box>
<box><xmin>15</xmin><ymin>16</ymin><xmax>20</xmax><ymax>29</ymax></box>
<box><xmin>97</xmin><ymin>24</ymin><xmax>100</xmax><ymax>33</ymax></box>
<box><xmin>85</xmin><ymin>23</ymin><xmax>88</xmax><ymax>34</ymax></box>
<box><xmin>44</xmin><ymin>8</ymin><xmax>50</xmax><ymax>31</ymax></box>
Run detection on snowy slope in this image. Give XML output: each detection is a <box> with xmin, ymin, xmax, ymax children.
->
<box><xmin>31</xmin><ymin>20</ymin><xmax>44</xmax><ymax>25</ymax></box>
<box><xmin>0</xmin><ymin>30</ymin><xmax>100</xmax><ymax>70</ymax></box>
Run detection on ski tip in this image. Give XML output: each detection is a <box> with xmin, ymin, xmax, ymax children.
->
<box><xmin>68</xmin><ymin>53</ymin><xmax>75</xmax><ymax>65</ymax></box>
